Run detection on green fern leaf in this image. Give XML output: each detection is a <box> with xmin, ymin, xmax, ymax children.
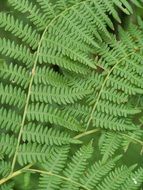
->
<box><xmin>80</xmin><ymin>156</ymin><xmax>120</xmax><ymax>189</ymax></box>
<box><xmin>0</xmin><ymin>83</ymin><xmax>26</xmax><ymax>109</ymax></box>
<box><xmin>120</xmin><ymin>167</ymin><xmax>143</xmax><ymax>190</ymax></box>
<box><xmin>0</xmin><ymin>134</ymin><xmax>17</xmax><ymax>157</ymax></box>
<box><xmin>0</xmin><ymin>183</ymin><xmax>14</xmax><ymax>190</ymax></box>
<box><xmin>22</xmin><ymin>123</ymin><xmax>81</xmax><ymax>145</ymax></box>
<box><xmin>39</xmin><ymin>146</ymin><xmax>69</xmax><ymax>190</ymax></box>
<box><xmin>0</xmin><ymin>161</ymin><xmax>11</xmax><ymax>177</ymax></box>
<box><xmin>0</xmin><ymin>108</ymin><xmax>21</xmax><ymax>131</ymax></box>
<box><xmin>31</xmin><ymin>85</ymin><xmax>92</xmax><ymax>105</ymax></box>
<box><xmin>27</xmin><ymin>103</ymin><xmax>83</xmax><ymax>131</ymax></box>
<box><xmin>97</xmin><ymin>165</ymin><xmax>135</xmax><ymax>190</ymax></box>
<box><xmin>0</xmin><ymin>12</ymin><xmax>40</xmax><ymax>49</ymax></box>
<box><xmin>99</xmin><ymin>132</ymin><xmax>122</xmax><ymax>162</ymax></box>
<box><xmin>17</xmin><ymin>143</ymin><xmax>52</xmax><ymax>166</ymax></box>
<box><xmin>0</xmin><ymin>38</ymin><xmax>33</xmax><ymax>65</ymax></box>
<box><xmin>0</xmin><ymin>62</ymin><xmax>30</xmax><ymax>89</ymax></box>
<box><xmin>8</xmin><ymin>0</ymin><xmax>47</xmax><ymax>30</ymax></box>
<box><xmin>61</xmin><ymin>143</ymin><xmax>93</xmax><ymax>189</ymax></box>
<box><xmin>34</xmin><ymin>67</ymin><xmax>69</xmax><ymax>87</ymax></box>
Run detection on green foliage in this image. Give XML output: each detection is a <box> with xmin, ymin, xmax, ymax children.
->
<box><xmin>0</xmin><ymin>0</ymin><xmax>143</xmax><ymax>189</ymax></box>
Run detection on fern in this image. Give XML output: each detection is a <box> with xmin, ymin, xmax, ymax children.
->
<box><xmin>17</xmin><ymin>143</ymin><xmax>53</xmax><ymax>166</ymax></box>
<box><xmin>39</xmin><ymin>146</ymin><xmax>70</xmax><ymax>190</ymax></box>
<box><xmin>0</xmin><ymin>12</ymin><xmax>40</xmax><ymax>49</ymax></box>
<box><xmin>0</xmin><ymin>134</ymin><xmax>17</xmax><ymax>157</ymax></box>
<box><xmin>96</xmin><ymin>165</ymin><xmax>136</xmax><ymax>190</ymax></box>
<box><xmin>0</xmin><ymin>0</ymin><xmax>143</xmax><ymax>189</ymax></box>
<box><xmin>22</xmin><ymin>123</ymin><xmax>81</xmax><ymax>145</ymax></box>
<box><xmin>0</xmin><ymin>161</ymin><xmax>11</xmax><ymax>177</ymax></box>
<box><xmin>0</xmin><ymin>183</ymin><xmax>14</xmax><ymax>190</ymax></box>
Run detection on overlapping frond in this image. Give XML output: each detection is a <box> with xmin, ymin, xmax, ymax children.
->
<box><xmin>99</xmin><ymin>132</ymin><xmax>122</xmax><ymax>162</ymax></box>
<box><xmin>120</xmin><ymin>167</ymin><xmax>143</xmax><ymax>190</ymax></box>
<box><xmin>39</xmin><ymin>146</ymin><xmax>69</xmax><ymax>190</ymax></box>
<box><xmin>38</xmin><ymin>144</ymin><xmax>143</xmax><ymax>190</ymax></box>
<box><xmin>80</xmin><ymin>156</ymin><xmax>120</xmax><ymax>189</ymax></box>
<box><xmin>96</xmin><ymin>165</ymin><xmax>135</xmax><ymax>190</ymax></box>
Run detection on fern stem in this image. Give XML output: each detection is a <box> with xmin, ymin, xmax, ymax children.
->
<box><xmin>10</xmin><ymin>28</ymin><xmax>47</xmax><ymax>173</ymax></box>
<box><xmin>25</xmin><ymin>168</ymin><xmax>90</xmax><ymax>190</ymax></box>
<box><xmin>10</xmin><ymin>0</ymin><xmax>94</xmax><ymax>174</ymax></box>
<box><xmin>74</xmin><ymin>128</ymin><xmax>143</xmax><ymax>146</ymax></box>
<box><xmin>74</xmin><ymin>128</ymin><xmax>100</xmax><ymax>139</ymax></box>
<box><xmin>123</xmin><ymin>134</ymin><xmax>143</xmax><ymax>146</ymax></box>
<box><xmin>85</xmin><ymin>51</ymin><xmax>136</xmax><ymax>131</ymax></box>
<box><xmin>0</xmin><ymin>164</ymin><xmax>32</xmax><ymax>185</ymax></box>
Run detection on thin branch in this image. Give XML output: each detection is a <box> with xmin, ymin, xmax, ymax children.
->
<box><xmin>0</xmin><ymin>164</ymin><xmax>32</xmax><ymax>185</ymax></box>
<box><xmin>10</xmin><ymin>27</ymin><xmax>47</xmax><ymax>173</ymax></box>
<box><xmin>74</xmin><ymin>128</ymin><xmax>100</xmax><ymax>139</ymax></box>
<box><xmin>25</xmin><ymin>168</ymin><xmax>90</xmax><ymax>190</ymax></box>
<box><xmin>74</xmin><ymin>128</ymin><xmax>143</xmax><ymax>146</ymax></box>
<box><xmin>123</xmin><ymin>134</ymin><xmax>143</xmax><ymax>146</ymax></box>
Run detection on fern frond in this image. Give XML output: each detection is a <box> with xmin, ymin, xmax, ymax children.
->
<box><xmin>61</xmin><ymin>143</ymin><xmax>93</xmax><ymax>189</ymax></box>
<box><xmin>0</xmin><ymin>108</ymin><xmax>21</xmax><ymax>132</ymax></box>
<box><xmin>17</xmin><ymin>143</ymin><xmax>52</xmax><ymax>166</ymax></box>
<box><xmin>0</xmin><ymin>161</ymin><xmax>11</xmax><ymax>177</ymax></box>
<box><xmin>0</xmin><ymin>38</ymin><xmax>33</xmax><ymax>65</ymax></box>
<box><xmin>64</xmin><ymin>104</ymin><xmax>135</xmax><ymax>131</ymax></box>
<box><xmin>8</xmin><ymin>0</ymin><xmax>47</xmax><ymax>30</ymax></box>
<box><xmin>34</xmin><ymin>67</ymin><xmax>69</xmax><ymax>87</ymax></box>
<box><xmin>0</xmin><ymin>62</ymin><xmax>30</xmax><ymax>89</ymax></box>
<box><xmin>97</xmin><ymin>165</ymin><xmax>135</xmax><ymax>190</ymax></box>
<box><xmin>122</xmin><ymin>129</ymin><xmax>143</xmax><ymax>152</ymax></box>
<box><xmin>39</xmin><ymin>37</ymin><xmax>97</xmax><ymax>69</ymax></box>
<box><xmin>101</xmin><ymin>0</ymin><xmax>130</xmax><ymax>23</ymax></box>
<box><xmin>70</xmin><ymin>73</ymin><xmax>129</xmax><ymax>104</ymax></box>
<box><xmin>106</xmin><ymin>75</ymin><xmax>143</xmax><ymax>95</ymax></box>
<box><xmin>120</xmin><ymin>167</ymin><xmax>143</xmax><ymax>190</ymax></box>
<box><xmin>99</xmin><ymin>132</ymin><xmax>122</xmax><ymax>162</ymax></box>
<box><xmin>38</xmin><ymin>53</ymin><xmax>90</xmax><ymax>74</ymax></box>
<box><xmin>39</xmin><ymin>146</ymin><xmax>69</xmax><ymax>190</ymax></box>
<box><xmin>41</xmin><ymin>146</ymin><xmax>69</xmax><ymax>173</ymax></box>
<box><xmin>37</xmin><ymin>0</ymin><xmax>57</xmax><ymax>19</ymax></box>
<box><xmin>31</xmin><ymin>85</ymin><xmax>92</xmax><ymax>105</ymax></box>
<box><xmin>22</xmin><ymin>123</ymin><xmax>81</xmax><ymax>145</ymax></box>
<box><xmin>113</xmin><ymin>0</ymin><xmax>133</xmax><ymax>14</ymax></box>
<box><xmin>0</xmin><ymin>12</ymin><xmax>40</xmax><ymax>49</ymax></box>
<box><xmin>0</xmin><ymin>83</ymin><xmax>26</xmax><ymax>109</ymax></box>
<box><xmin>93</xmin><ymin>100</ymin><xmax>140</xmax><ymax>117</ymax></box>
<box><xmin>0</xmin><ymin>182</ymin><xmax>14</xmax><ymax>190</ymax></box>
<box><xmin>0</xmin><ymin>134</ymin><xmax>17</xmax><ymax>157</ymax></box>
<box><xmin>27</xmin><ymin>103</ymin><xmax>83</xmax><ymax>131</ymax></box>
<box><xmin>80</xmin><ymin>156</ymin><xmax>119</xmax><ymax>189</ymax></box>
